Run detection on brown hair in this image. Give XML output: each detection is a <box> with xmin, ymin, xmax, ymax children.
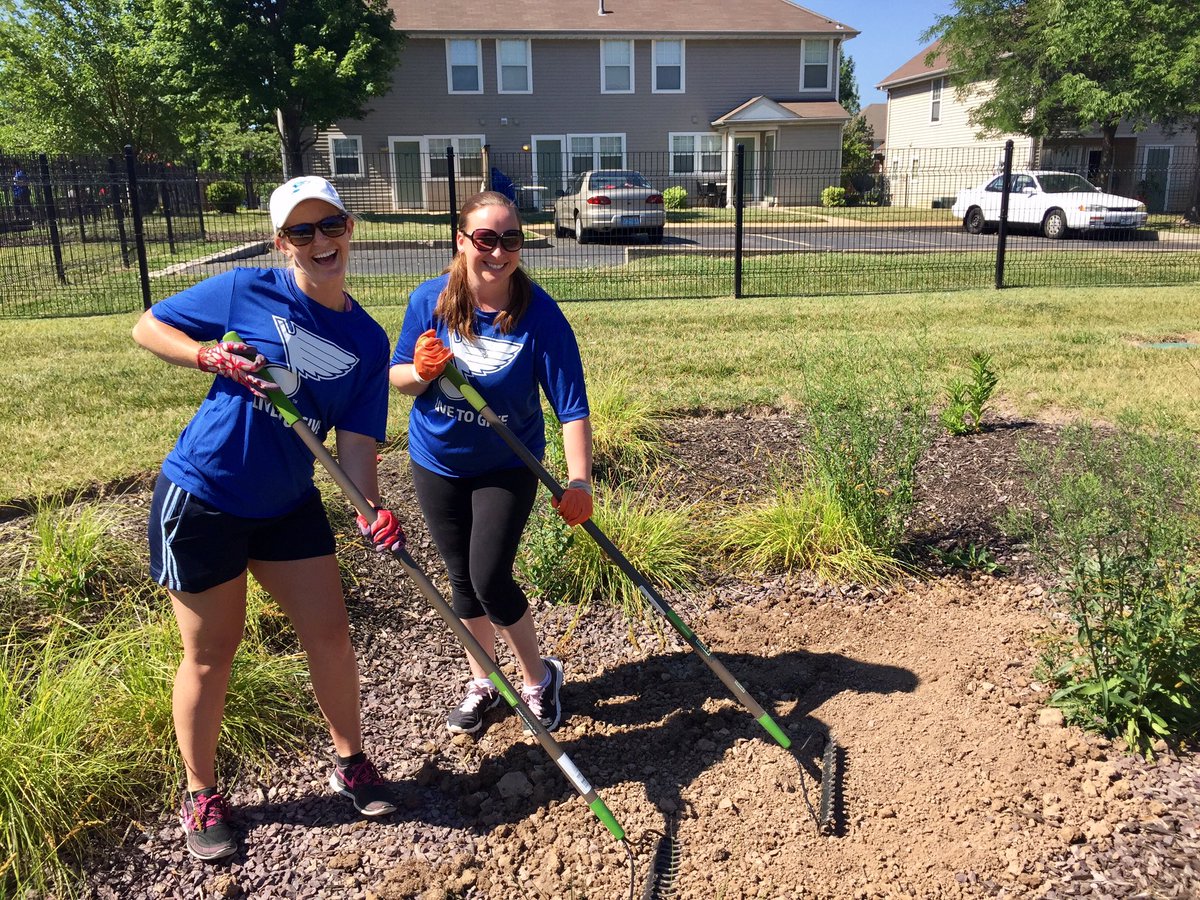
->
<box><xmin>436</xmin><ymin>191</ymin><xmax>532</xmax><ymax>341</ymax></box>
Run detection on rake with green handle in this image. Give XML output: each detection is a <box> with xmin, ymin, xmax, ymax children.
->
<box><xmin>439</xmin><ymin>363</ymin><xmax>794</xmax><ymax>752</ymax></box>
<box><xmin>219</xmin><ymin>333</ymin><xmax>649</xmax><ymax>882</ymax></box>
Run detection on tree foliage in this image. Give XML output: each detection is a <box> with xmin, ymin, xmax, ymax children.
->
<box><xmin>839</xmin><ymin>55</ymin><xmax>875</xmax><ymax>184</ymax></box>
<box><xmin>156</xmin><ymin>0</ymin><xmax>405</xmax><ymax>177</ymax></box>
<box><xmin>924</xmin><ymin>0</ymin><xmax>1186</xmax><ymax>183</ymax></box>
<box><xmin>0</xmin><ymin>0</ymin><xmax>192</xmax><ymax>157</ymax></box>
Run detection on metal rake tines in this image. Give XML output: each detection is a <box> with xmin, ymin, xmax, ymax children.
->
<box><xmin>818</xmin><ymin>736</ymin><xmax>840</xmax><ymax>835</ymax></box>
<box><xmin>640</xmin><ymin>827</ymin><xmax>682</xmax><ymax>900</ymax></box>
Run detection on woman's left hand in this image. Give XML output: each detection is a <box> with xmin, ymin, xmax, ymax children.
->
<box><xmin>552</xmin><ymin>483</ymin><xmax>593</xmax><ymax>527</ymax></box>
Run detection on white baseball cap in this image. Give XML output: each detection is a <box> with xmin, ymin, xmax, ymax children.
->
<box><xmin>269</xmin><ymin>176</ymin><xmax>348</xmax><ymax>230</ymax></box>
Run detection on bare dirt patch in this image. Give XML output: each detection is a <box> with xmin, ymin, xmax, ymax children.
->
<box><xmin>72</xmin><ymin>414</ymin><xmax>1198</xmax><ymax>899</ymax></box>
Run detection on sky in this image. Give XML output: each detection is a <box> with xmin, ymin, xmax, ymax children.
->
<box><xmin>833</xmin><ymin>0</ymin><xmax>958</xmax><ymax>107</ymax></box>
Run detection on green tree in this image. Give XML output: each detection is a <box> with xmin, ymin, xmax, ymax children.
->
<box><xmin>839</xmin><ymin>55</ymin><xmax>861</xmax><ymax>116</ymax></box>
<box><xmin>0</xmin><ymin>0</ymin><xmax>192</xmax><ymax>157</ymax></box>
<box><xmin>839</xmin><ymin>55</ymin><xmax>874</xmax><ymax>190</ymax></box>
<box><xmin>925</xmin><ymin>0</ymin><xmax>1174</xmax><ymax>188</ymax></box>
<box><xmin>156</xmin><ymin>0</ymin><xmax>404</xmax><ymax>178</ymax></box>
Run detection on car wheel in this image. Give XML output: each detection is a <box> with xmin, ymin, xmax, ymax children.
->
<box><xmin>574</xmin><ymin>214</ymin><xmax>592</xmax><ymax>244</ymax></box>
<box><xmin>1042</xmin><ymin>209</ymin><xmax>1068</xmax><ymax>240</ymax></box>
<box><xmin>964</xmin><ymin>207</ymin><xmax>986</xmax><ymax>235</ymax></box>
<box><xmin>646</xmin><ymin>227</ymin><xmax>664</xmax><ymax>244</ymax></box>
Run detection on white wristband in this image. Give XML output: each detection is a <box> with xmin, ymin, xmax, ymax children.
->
<box><xmin>411</xmin><ymin>363</ymin><xmax>431</xmax><ymax>385</ymax></box>
<box><xmin>567</xmin><ymin>479</ymin><xmax>593</xmax><ymax>496</ymax></box>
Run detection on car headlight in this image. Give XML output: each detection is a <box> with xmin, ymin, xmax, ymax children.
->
<box><xmin>1079</xmin><ymin>204</ymin><xmax>1104</xmax><ymax>212</ymax></box>
<box><xmin>1136</xmin><ymin>202</ymin><xmax>1146</xmax><ymax>213</ymax></box>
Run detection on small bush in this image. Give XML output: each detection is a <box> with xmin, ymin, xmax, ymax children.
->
<box><xmin>588</xmin><ymin>378</ymin><xmax>669</xmax><ymax>482</ymax></box>
<box><xmin>1007</xmin><ymin>418</ymin><xmax>1200</xmax><ymax>754</ymax></box>
<box><xmin>662</xmin><ymin>186</ymin><xmax>688</xmax><ymax>210</ymax></box>
<box><xmin>941</xmin><ymin>351</ymin><xmax>999</xmax><ymax>436</ymax></box>
<box><xmin>205</xmin><ymin>180</ymin><xmax>245</xmax><ymax>213</ymax></box>
<box><xmin>820</xmin><ymin>186</ymin><xmax>847</xmax><ymax>208</ymax></box>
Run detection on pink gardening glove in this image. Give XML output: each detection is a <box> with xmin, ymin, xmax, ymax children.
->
<box><xmin>356</xmin><ymin>507</ymin><xmax>406</xmax><ymax>553</ymax></box>
<box><xmin>196</xmin><ymin>341</ymin><xmax>275</xmax><ymax>398</ymax></box>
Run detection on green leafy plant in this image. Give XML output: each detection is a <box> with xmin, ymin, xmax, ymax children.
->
<box><xmin>715</xmin><ymin>478</ymin><xmax>905</xmax><ymax>584</ymax></box>
<box><xmin>1007</xmin><ymin>418</ymin><xmax>1200</xmax><ymax>754</ymax></box>
<box><xmin>205</xmin><ymin>180</ymin><xmax>245</xmax><ymax>213</ymax></box>
<box><xmin>801</xmin><ymin>343</ymin><xmax>936</xmax><ymax>556</ymax></box>
<box><xmin>820</xmin><ymin>186</ymin><xmax>847</xmax><ymax>207</ymax></box>
<box><xmin>930</xmin><ymin>542</ymin><xmax>1006</xmax><ymax>574</ymax></box>
<box><xmin>661</xmin><ymin>185</ymin><xmax>688</xmax><ymax>210</ymax></box>
<box><xmin>941</xmin><ymin>351</ymin><xmax>999</xmax><ymax>436</ymax></box>
<box><xmin>587</xmin><ymin>378</ymin><xmax>669</xmax><ymax>482</ymax></box>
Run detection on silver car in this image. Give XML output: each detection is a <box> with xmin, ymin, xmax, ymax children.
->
<box><xmin>553</xmin><ymin>169</ymin><xmax>665</xmax><ymax>244</ymax></box>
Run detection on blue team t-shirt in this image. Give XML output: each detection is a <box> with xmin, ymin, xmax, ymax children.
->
<box><xmin>152</xmin><ymin>267</ymin><xmax>390</xmax><ymax>518</ymax></box>
<box><xmin>391</xmin><ymin>273</ymin><xmax>589</xmax><ymax>478</ymax></box>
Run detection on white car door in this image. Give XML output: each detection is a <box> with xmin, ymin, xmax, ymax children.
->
<box><xmin>1006</xmin><ymin>174</ymin><xmax>1042</xmax><ymax>225</ymax></box>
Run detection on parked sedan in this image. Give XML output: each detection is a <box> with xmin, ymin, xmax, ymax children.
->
<box><xmin>952</xmin><ymin>170</ymin><xmax>1147</xmax><ymax>239</ymax></box>
<box><xmin>553</xmin><ymin>170</ymin><xmax>665</xmax><ymax>243</ymax></box>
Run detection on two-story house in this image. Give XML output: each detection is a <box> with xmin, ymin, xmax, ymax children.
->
<box><xmin>877</xmin><ymin>40</ymin><xmax>1197</xmax><ymax>213</ymax></box>
<box><xmin>316</xmin><ymin>0</ymin><xmax>857</xmax><ymax>211</ymax></box>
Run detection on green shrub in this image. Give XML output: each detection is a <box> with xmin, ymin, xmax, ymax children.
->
<box><xmin>941</xmin><ymin>351</ymin><xmax>1000</xmax><ymax>436</ymax></box>
<box><xmin>716</xmin><ymin>478</ymin><xmax>905</xmax><ymax>584</ymax></box>
<box><xmin>588</xmin><ymin>378</ymin><xmax>669</xmax><ymax>482</ymax></box>
<box><xmin>820</xmin><ymin>186</ymin><xmax>847</xmax><ymax>208</ymax></box>
<box><xmin>662</xmin><ymin>186</ymin><xmax>688</xmax><ymax>210</ymax></box>
<box><xmin>205</xmin><ymin>180</ymin><xmax>245</xmax><ymax>213</ymax></box>
<box><xmin>800</xmin><ymin>343</ymin><xmax>935</xmax><ymax>555</ymax></box>
<box><xmin>1007</xmin><ymin>418</ymin><xmax>1200</xmax><ymax>754</ymax></box>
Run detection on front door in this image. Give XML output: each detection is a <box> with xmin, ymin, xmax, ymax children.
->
<box><xmin>1142</xmin><ymin>147</ymin><xmax>1171</xmax><ymax>213</ymax></box>
<box><xmin>733</xmin><ymin>134</ymin><xmax>759</xmax><ymax>202</ymax></box>
<box><xmin>390</xmin><ymin>139</ymin><xmax>423</xmax><ymax>208</ymax></box>
<box><xmin>533</xmin><ymin>136</ymin><xmax>566</xmax><ymax>201</ymax></box>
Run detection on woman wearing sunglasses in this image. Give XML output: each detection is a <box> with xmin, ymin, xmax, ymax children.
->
<box><xmin>389</xmin><ymin>190</ymin><xmax>593</xmax><ymax>737</ymax></box>
<box><xmin>131</xmin><ymin>176</ymin><xmax>401</xmax><ymax>862</ymax></box>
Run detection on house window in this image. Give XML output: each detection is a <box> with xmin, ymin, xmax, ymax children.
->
<box><xmin>428</xmin><ymin>136</ymin><xmax>485</xmax><ymax>177</ymax></box>
<box><xmin>601</xmin><ymin>40</ymin><xmax>633</xmax><ymax>93</ymax></box>
<box><xmin>800</xmin><ymin>39</ymin><xmax>831</xmax><ymax>91</ymax></box>
<box><xmin>447</xmin><ymin>39</ymin><xmax>482</xmax><ymax>93</ymax></box>
<box><xmin>653</xmin><ymin>40</ymin><xmax>684</xmax><ymax>93</ymax></box>
<box><xmin>930</xmin><ymin>77</ymin><xmax>943</xmax><ymax>123</ymax></box>
<box><xmin>568</xmin><ymin>134</ymin><xmax>626</xmax><ymax>174</ymax></box>
<box><xmin>670</xmin><ymin>133</ymin><xmax>722</xmax><ymax>175</ymax></box>
<box><xmin>497</xmin><ymin>39</ymin><xmax>531</xmax><ymax>93</ymax></box>
<box><xmin>330</xmin><ymin>136</ymin><xmax>363</xmax><ymax>177</ymax></box>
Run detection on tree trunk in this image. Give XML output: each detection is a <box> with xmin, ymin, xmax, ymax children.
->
<box><xmin>1098</xmin><ymin>122</ymin><xmax>1119</xmax><ymax>191</ymax></box>
<box><xmin>1188</xmin><ymin>117</ymin><xmax>1200</xmax><ymax>224</ymax></box>
<box><xmin>275</xmin><ymin>107</ymin><xmax>307</xmax><ymax>181</ymax></box>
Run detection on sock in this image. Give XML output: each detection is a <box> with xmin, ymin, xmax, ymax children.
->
<box><xmin>191</xmin><ymin>786</ymin><xmax>217</xmax><ymax>800</ymax></box>
<box><xmin>337</xmin><ymin>750</ymin><xmax>365</xmax><ymax>768</ymax></box>
<box><xmin>525</xmin><ymin>665</ymin><xmax>553</xmax><ymax>692</ymax></box>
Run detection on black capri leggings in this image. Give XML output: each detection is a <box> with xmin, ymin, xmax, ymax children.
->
<box><xmin>410</xmin><ymin>460</ymin><xmax>539</xmax><ymax>627</ymax></box>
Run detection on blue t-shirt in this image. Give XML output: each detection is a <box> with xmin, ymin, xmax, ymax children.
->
<box><xmin>152</xmin><ymin>268</ymin><xmax>390</xmax><ymax>518</ymax></box>
<box><xmin>392</xmin><ymin>274</ymin><xmax>589</xmax><ymax>478</ymax></box>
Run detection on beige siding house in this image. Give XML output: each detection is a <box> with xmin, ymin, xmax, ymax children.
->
<box><xmin>317</xmin><ymin>0</ymin><xmax>858</xmax><ymax>210</ymax></box>
<box><xmin>878</xmin><ymin>41</ymin><xmax>1198</xmax><ymax>213</ymax></box>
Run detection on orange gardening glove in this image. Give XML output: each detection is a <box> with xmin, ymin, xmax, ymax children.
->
<box><xmin>412</xmin><ymin>328</ymin><xmax>453</xmax><ymax>383</ymax></box>
<box><xmin>552</xmin><ymin>481</ymin><xmax>593</xmax><ymax>527</ymax></box>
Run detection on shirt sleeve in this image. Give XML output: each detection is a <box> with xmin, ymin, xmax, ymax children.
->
<box><xmin>149</xmin><ymin>270</ymin><xmax>239</xmax><ymax>340</ymax></box>
<box><xmin>335</xmin><ymin>339</ymin><xmax>390</xmax><ymax>441</ymax></box>
<box><xmin>390</xmin><ymin>279</ymin><xmax>440</xmax><ymax>366</ymax></box>
<box><xmin>536</xmin><ymin>295</ymin><xmax>590</xmax><ymax>424</ymax></box>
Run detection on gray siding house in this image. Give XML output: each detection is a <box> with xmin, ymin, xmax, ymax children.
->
<box><xmin>317</xmin><ymin>0</ymin><xmax>857</xmax><ymax>210</ymax></box>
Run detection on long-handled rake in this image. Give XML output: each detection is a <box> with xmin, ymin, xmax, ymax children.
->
<box><xmin>442</xmin><ymin>363</ymin><xmax>842</xmax><ymax>837</ymax></box>
<box><xmin>224</xmin><ymin>334</ymin><xmax>652</xmax><ymax>896</ymax></box>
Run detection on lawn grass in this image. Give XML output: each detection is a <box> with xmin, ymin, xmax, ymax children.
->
<box><xmin>3</xmin><ymin>283</ymin><xmax>1200</xmax><ymax>504</ymax></box>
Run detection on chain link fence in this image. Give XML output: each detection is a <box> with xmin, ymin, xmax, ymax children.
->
<box><xmin>2</xmin><ymin>143</ymin><xmax>1197</xmax><ymax>319</ymax></box>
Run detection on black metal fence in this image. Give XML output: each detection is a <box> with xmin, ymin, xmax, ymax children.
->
<box><xmin>2</xmin><ymin>143</ymin><xmax>1197</xmax><ymax>319</ymax></box>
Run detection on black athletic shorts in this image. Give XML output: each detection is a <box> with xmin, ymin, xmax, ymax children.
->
<box><xmin>148</xmin><ymin>473</ymin><xmax>336</xmax><ymax>594</ymax></box>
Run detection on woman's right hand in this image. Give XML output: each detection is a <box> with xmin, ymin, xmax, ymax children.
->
<box><xmin>412</xmin><ymin>328</ymin><xmax>453</xmax><ymax>383</ymax></box>
<box><xmin>197</xmin><ymin>341</ymin><xmax>275</xmax><ymax>398</ymax></box>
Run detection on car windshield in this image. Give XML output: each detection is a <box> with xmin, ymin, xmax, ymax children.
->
<box><xmin>1037</xmin><ymin>173</ymin><xmax>1101</xmax><ymax>194</ymax></box>
<box><xmin>590</xmin><ymin>171</ymin><xmax>649</xmax><ymax>190</ymax></box>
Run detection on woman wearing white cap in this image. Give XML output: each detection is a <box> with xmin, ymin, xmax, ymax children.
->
<box><xmin>132</xmin><ymin>176</ymin><xmax>400</xmax><ymax>861</ymax></box>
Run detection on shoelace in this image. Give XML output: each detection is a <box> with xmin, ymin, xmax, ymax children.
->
<box><xmin>521</xmin><ymin>679</ymin><xmax>548</xmax><ymax>716</ymax></box>
<box><xmin>187</xmin><ymin>792</ymin><xmax>229</xmax><ymax>831</ymax></box>
<box><xmin>340</xmin><ymin>758</ymin><xmax>385</xmax><ymax>789</ymax></box>
<box><xmin>459</xmin><ymin>681</ymin><xmax>497</xmax><ymax>713</ymax></box>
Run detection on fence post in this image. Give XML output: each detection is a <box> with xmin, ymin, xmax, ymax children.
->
<box><xmin>733</xmin><ymin>143</ymin><xmax>745</xmax><ymax>299</ymax></box>
<box><xmin>124</xmin><ymin>146</ymin><xmax>152</xmax><ymax>311</ymax></box>
<box><xmin>107</xmin><ymin>156</ymin><xmax>130</xmax><ymax>268</ymax></box>
<box><xmin>446</xmin><ymin>146</ymin><xmax>458</xmax><ymax>257</ymax></box>
<box><xmin>995</xmin><ymin>139</ymin><xmax>1014</xmax><ymax>290</ymax></box>
<box><xmin>160</xmin><ymin>165</ymin><xmax>177</xmax><ymax>254</ymax></box>
<box><xmin>192</xmin><ymin>160</ymin><xmax>206</xmax><ymax>240</ymax></box>
<box><xmin>38</xmin><ymin>154</ymin><xmax>67</xmax><ymax>284</ymax></box>
<box><xmin>482</xmin><ymin>143</ymin><xmax>492</xmax><ymax>192</ymax></box>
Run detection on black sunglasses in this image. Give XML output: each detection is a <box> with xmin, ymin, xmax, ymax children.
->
<box><xmin>461</xmin><ymin>228</ymin><xmax>524</xmax><ymax>252</ymax></box>
<box><xmin>278</xmin><ymin>213</ymin><xmax>349</xmax><ymax>246</ymax></box>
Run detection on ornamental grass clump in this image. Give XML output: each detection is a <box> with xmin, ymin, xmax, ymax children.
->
<box><xmin>1008</xmin><ymin>417</ymin><xmax>1200</xmax><ymax>754</ymax></box>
